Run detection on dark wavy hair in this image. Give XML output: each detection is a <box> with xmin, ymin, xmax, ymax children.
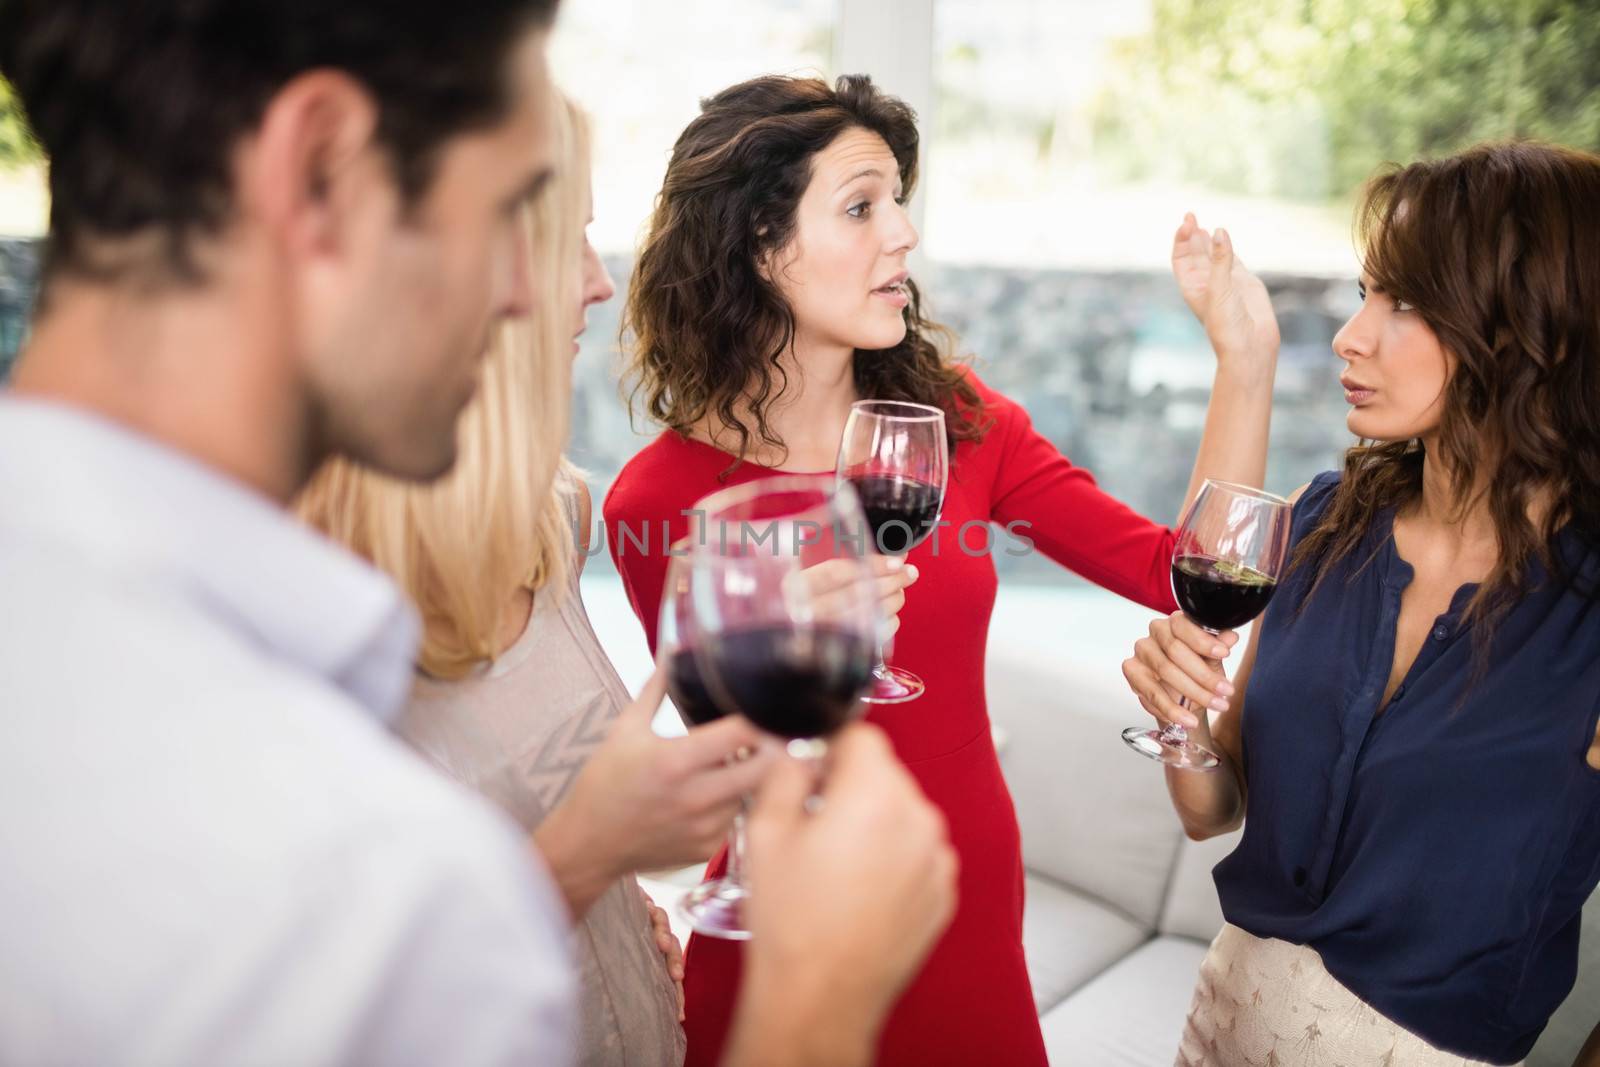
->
<box><xmin>1294</xmin><ymin>141</ymin><xmax>1600</xmax><ymax>644</ymax></box>
<box><xmin>622</xmin><ymin>74</ymin><xmax>986</xmax><ymax>467</ymax></box>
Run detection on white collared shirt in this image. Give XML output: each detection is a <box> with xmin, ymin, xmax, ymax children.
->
<box><xmin>0</xmin><ymin>397</ymin><xmax>577</xmax><ymax>1066</ymax></box>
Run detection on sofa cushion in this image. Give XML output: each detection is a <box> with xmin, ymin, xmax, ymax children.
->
<box><xmin>1039</xmin><ymin>935</ymin><xmax>1209</xmax><ymax>1066</ymax></box>
<box><xmin>988</xmin><ymin>639</ymin><xmax>1187</xmax><ymax>930</ymax></box>
<box><xmin>1022</xmin><ymin>872</ymin><xmax>1151</xmax><ymax>1014</ymax></box>
<box><xmin>1157</xmin><ymin>828</ymin><xmax>1240</xmax><ymax>942</ymax></box>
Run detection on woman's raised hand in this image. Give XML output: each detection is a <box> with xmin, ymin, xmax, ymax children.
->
<box><xmin>1171</xmin><ymin>213</ymin><xmax>1280</xmax><ymax>361</ymax></box>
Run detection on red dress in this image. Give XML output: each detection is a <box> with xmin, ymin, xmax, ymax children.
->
<box><xmin>604</xmin><ymin>372</ymin><xmax>1179</xmax><ymax>1067</ymax></box>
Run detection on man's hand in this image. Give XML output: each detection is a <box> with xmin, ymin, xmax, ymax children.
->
<box><xmin>723</xmin><ymin>723</ymin><xmax>957</xmax><ymax>1067</ymax></box>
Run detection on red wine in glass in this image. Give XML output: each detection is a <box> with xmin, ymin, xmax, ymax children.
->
<box><xmin>847</xmin><ymin>473</ymin><xmax>943</xmax><ymax>555</ymax></box>
<box><xmin>835</xmin><ymin>400</ymin><xmax>949</xmax><ymax>704</ymax></box>
<box><xmin>667</xmin><ymin>648</ymin><xmax>725</xmax><ymax>728</ymax></box>
<box><xmin>697</xmin><ymin>624</ymin><xmax>876</xmax><ymax>739</ymax></box>
<box><xmin>688</xmin><ymin>474</ymin><xmax>879</xmax><ymax>762</ymax></box>
<box><xmin>681</xmin><ymin>477</ymin><xmax>877</xmax><ymax>938</ymax></box>
<box><xmin>1170</xmin><ymin>555</ymin><xmax>1278</xmax><ymax>632</ymax></box>
<box><xmin>1123</xmin><ymin>479</ymin><xmax>1292</xmax><ymax>771</ymax></box>
<box><xmin>658</xmin><ymin>549</ymin><xmax>749</xmax><ymax>939</ymax></box>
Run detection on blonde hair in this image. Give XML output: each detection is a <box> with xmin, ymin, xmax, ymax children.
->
<box><xmin>297</xmin><ymin>92</ymin><xmax>591</xmax><ymax>680</ymax></box>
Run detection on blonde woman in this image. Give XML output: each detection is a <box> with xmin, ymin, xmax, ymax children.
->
<box><xmin>296</xmin><ymin>94</ymin><xmax>771</xmax><ymax>1067</ymax></box>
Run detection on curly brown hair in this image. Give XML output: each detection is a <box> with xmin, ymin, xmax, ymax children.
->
<box><xmin>621</xmin><ymin>73</ymin><xmax>986</xmax><ymax>467</ymax></box>
<box><xmin>1294</xmin><ymin>141</ymin><xmax>1600</xmax><ymax>644</ymax></box>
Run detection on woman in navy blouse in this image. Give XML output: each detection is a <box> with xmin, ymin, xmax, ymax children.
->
<box><xmin>1124</xmin><ymin>141</ymin><xmax>1600</xmax><ymax>1066</ymax></box>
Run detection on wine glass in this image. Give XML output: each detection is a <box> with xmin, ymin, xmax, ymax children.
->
<box><xmin>658</xmin><ymin>545</ymin><xmax>752</xmax><ymax>940</ymax></box>
<box><xmin>1122</xmin><ymin>479</ymin><xmax>1292</xmax><ymax>770</ymax></box>
<box><xmin>687</xmin><ymin>475</ymin><xmax>879</xmax><ymax>764</ymax></box>
<box><xmin>834</xmin><ymin>399</ymin><xmax>949</xmax><ymax>704</ymax></box>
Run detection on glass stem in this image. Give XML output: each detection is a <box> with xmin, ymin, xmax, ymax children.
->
<box><xmin>874</xmin><ymin>620</ymin><xmax>896</xmax><ymax>673</ymax></box>
<box><xmin>723</xmin><ymin>800</ymin><xmax>748</xmax><ymax>887</ymax></box>
<box><xmin>1162</xmin><ymin>625</ymin><xmax>1222</xmax><ymax>747</ymax></box>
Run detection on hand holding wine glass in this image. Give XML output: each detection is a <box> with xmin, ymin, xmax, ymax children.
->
<box><xmin>725</xmin><ymin>721</ymin><xmax>958</xmax><ymax>1067</ymax></box>
<box><xmin>1120</xmin><ymin>479</ymin><xmax>1291</xmax><ymax>771</ymax></box>
<box><xmin>1123</xmin><ymin>611</ymin><xmax>1242</xmax><ymax>733</ymax></box>
<box><xmin>799</xmin><ymin>554</ymin><xmax>919</xmax><ymax>640</ymax></box>
<box><xmin>835</xmin><ymin>400</ymin><xmax>948</xmax><ymax>704</ymax></box>
<box><xmin>532</xmin><ymin>667</ymin><xmax>775</xmax><ymax>917</ymax></box>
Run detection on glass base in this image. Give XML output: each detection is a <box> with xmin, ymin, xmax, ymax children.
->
<box><xmin>679</xmin><ymin>877</ymin><xmax>751</xmax><ymax>940</ymax></box>
<box><xmin>1121</xmin><ymin>725</ymin><xmax>1221</xmax><ymax>771</ymax></box>
<box><xmin>862</xmin><ymin>663</ymin><xmax>924</xmax><ymax>705</ymax></box>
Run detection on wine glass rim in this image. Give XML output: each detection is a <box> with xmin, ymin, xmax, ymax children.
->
<box><xmin>1201</xmin><ymin>478</ymin><xmax>1291</xmax><ymax>506</ymax></box>
<box><xmin>848</xmin><ymin>399</ymin><xmax>946</xmax><ymax>421</ymax></box>
<box><xmin>690</xmin><ymin>473</ymin><xmax>847</xmax><ymax>525</ymax></box>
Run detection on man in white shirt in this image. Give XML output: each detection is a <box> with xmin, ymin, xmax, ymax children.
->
<box><xmin>0</xmin><ymin>3</ymin><xmax>956</xmax><ymax>1066</ymax></box>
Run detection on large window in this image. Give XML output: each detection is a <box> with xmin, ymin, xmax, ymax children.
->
<box><xmin>4</xmin><ymin>2</ymin><xmax>1598</xmax><ymax>588</ymax></box>
<box><xmin>554</xmin><ymin>0</ymin><xmax>1599</xmax><ymax>589</ymax></box>
<box><xmin>927</xmin><ymin>0</ymin><xmax>1600</xmax><ymax>272</ymax></box>
<box><xmin>0</xmin><ymin>77</ymin><xmax>44</xmax><ymax>380</ymax></box>
<box><xmin>549</xmin><ymin>1</ymin><xmax>838</xmax><ymax>559</ymax></box>
<box><xmin>914</xmin><ymin>0</ymin><xmax>1600</xmax><ymax>580</ymax></box>
<box><xmin>549</xmin><ymin>0</ymin><xmax>836</xmax><ymax>258</ymax></box>
<box><xmin>0</xmin><ymin>78</ymin><xmax>44</xmax><ymax>241</ymax></box>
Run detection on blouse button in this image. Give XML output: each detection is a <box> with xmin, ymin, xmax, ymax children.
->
<box><xmin>1392</xmin><ymin>685</ymin><xmax>1405</xmax><ymax>702</ymax></box>
<box><xmin>1432</xmin><ymin>624</ymin><xmax>1450</xmax><ymax>641</ymax></box>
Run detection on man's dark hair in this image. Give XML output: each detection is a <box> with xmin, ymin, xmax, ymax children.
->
<box><xmin>0</xmin><ymin>0</ymin><xmax>560</xmax><ymax>283</ymax></box>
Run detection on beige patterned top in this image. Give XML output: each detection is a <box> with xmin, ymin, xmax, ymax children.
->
<box><xmin>397</xmin><ymin>488</ymin><xmax>686</xmax><ymax>1067</ymax></box>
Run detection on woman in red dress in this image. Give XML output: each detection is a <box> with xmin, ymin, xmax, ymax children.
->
<box><xmin>605</xmin><ymin>74</ymin><xmax>1281</xmax><ymax>1067</ymax></box>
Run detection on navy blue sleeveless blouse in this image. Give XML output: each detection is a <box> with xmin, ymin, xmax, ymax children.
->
<box><xmin>1214</xmin><ymin>471</ymin><xmax>1600</xmax><ymax>1063</ymax></box>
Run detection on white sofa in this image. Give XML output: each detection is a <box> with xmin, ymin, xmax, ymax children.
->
<box><xmin>619</xmin><ymin>581</ymin><xmax>1599</xmax><ymax>1066</ymax></box>
<box><xmin>988</xmin><ymin>643</ymin><xmax>1235</xmax><ymax>1065</ymax></box>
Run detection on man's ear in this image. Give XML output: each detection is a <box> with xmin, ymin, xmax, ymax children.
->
<box><xmin>236</xmin><ymin>70</ymin><xmax>384</xmax><ymax>262</ymax></box>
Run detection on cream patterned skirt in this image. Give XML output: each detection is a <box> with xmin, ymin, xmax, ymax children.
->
<box><xmin>1175</xmin><ymin>925</ymin><xmax>1521</xmax><ymax>1067</ymax></box>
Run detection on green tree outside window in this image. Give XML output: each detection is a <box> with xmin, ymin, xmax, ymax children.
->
<box><xmin>1</xmin><ymin>77</ymin><xmax>40</xmax><ymax>167</ymax></box>
<box><xmin>1092</xmin><ymin>0</ymin><xmax>1600</xmax><ymax>202</ymax></box>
